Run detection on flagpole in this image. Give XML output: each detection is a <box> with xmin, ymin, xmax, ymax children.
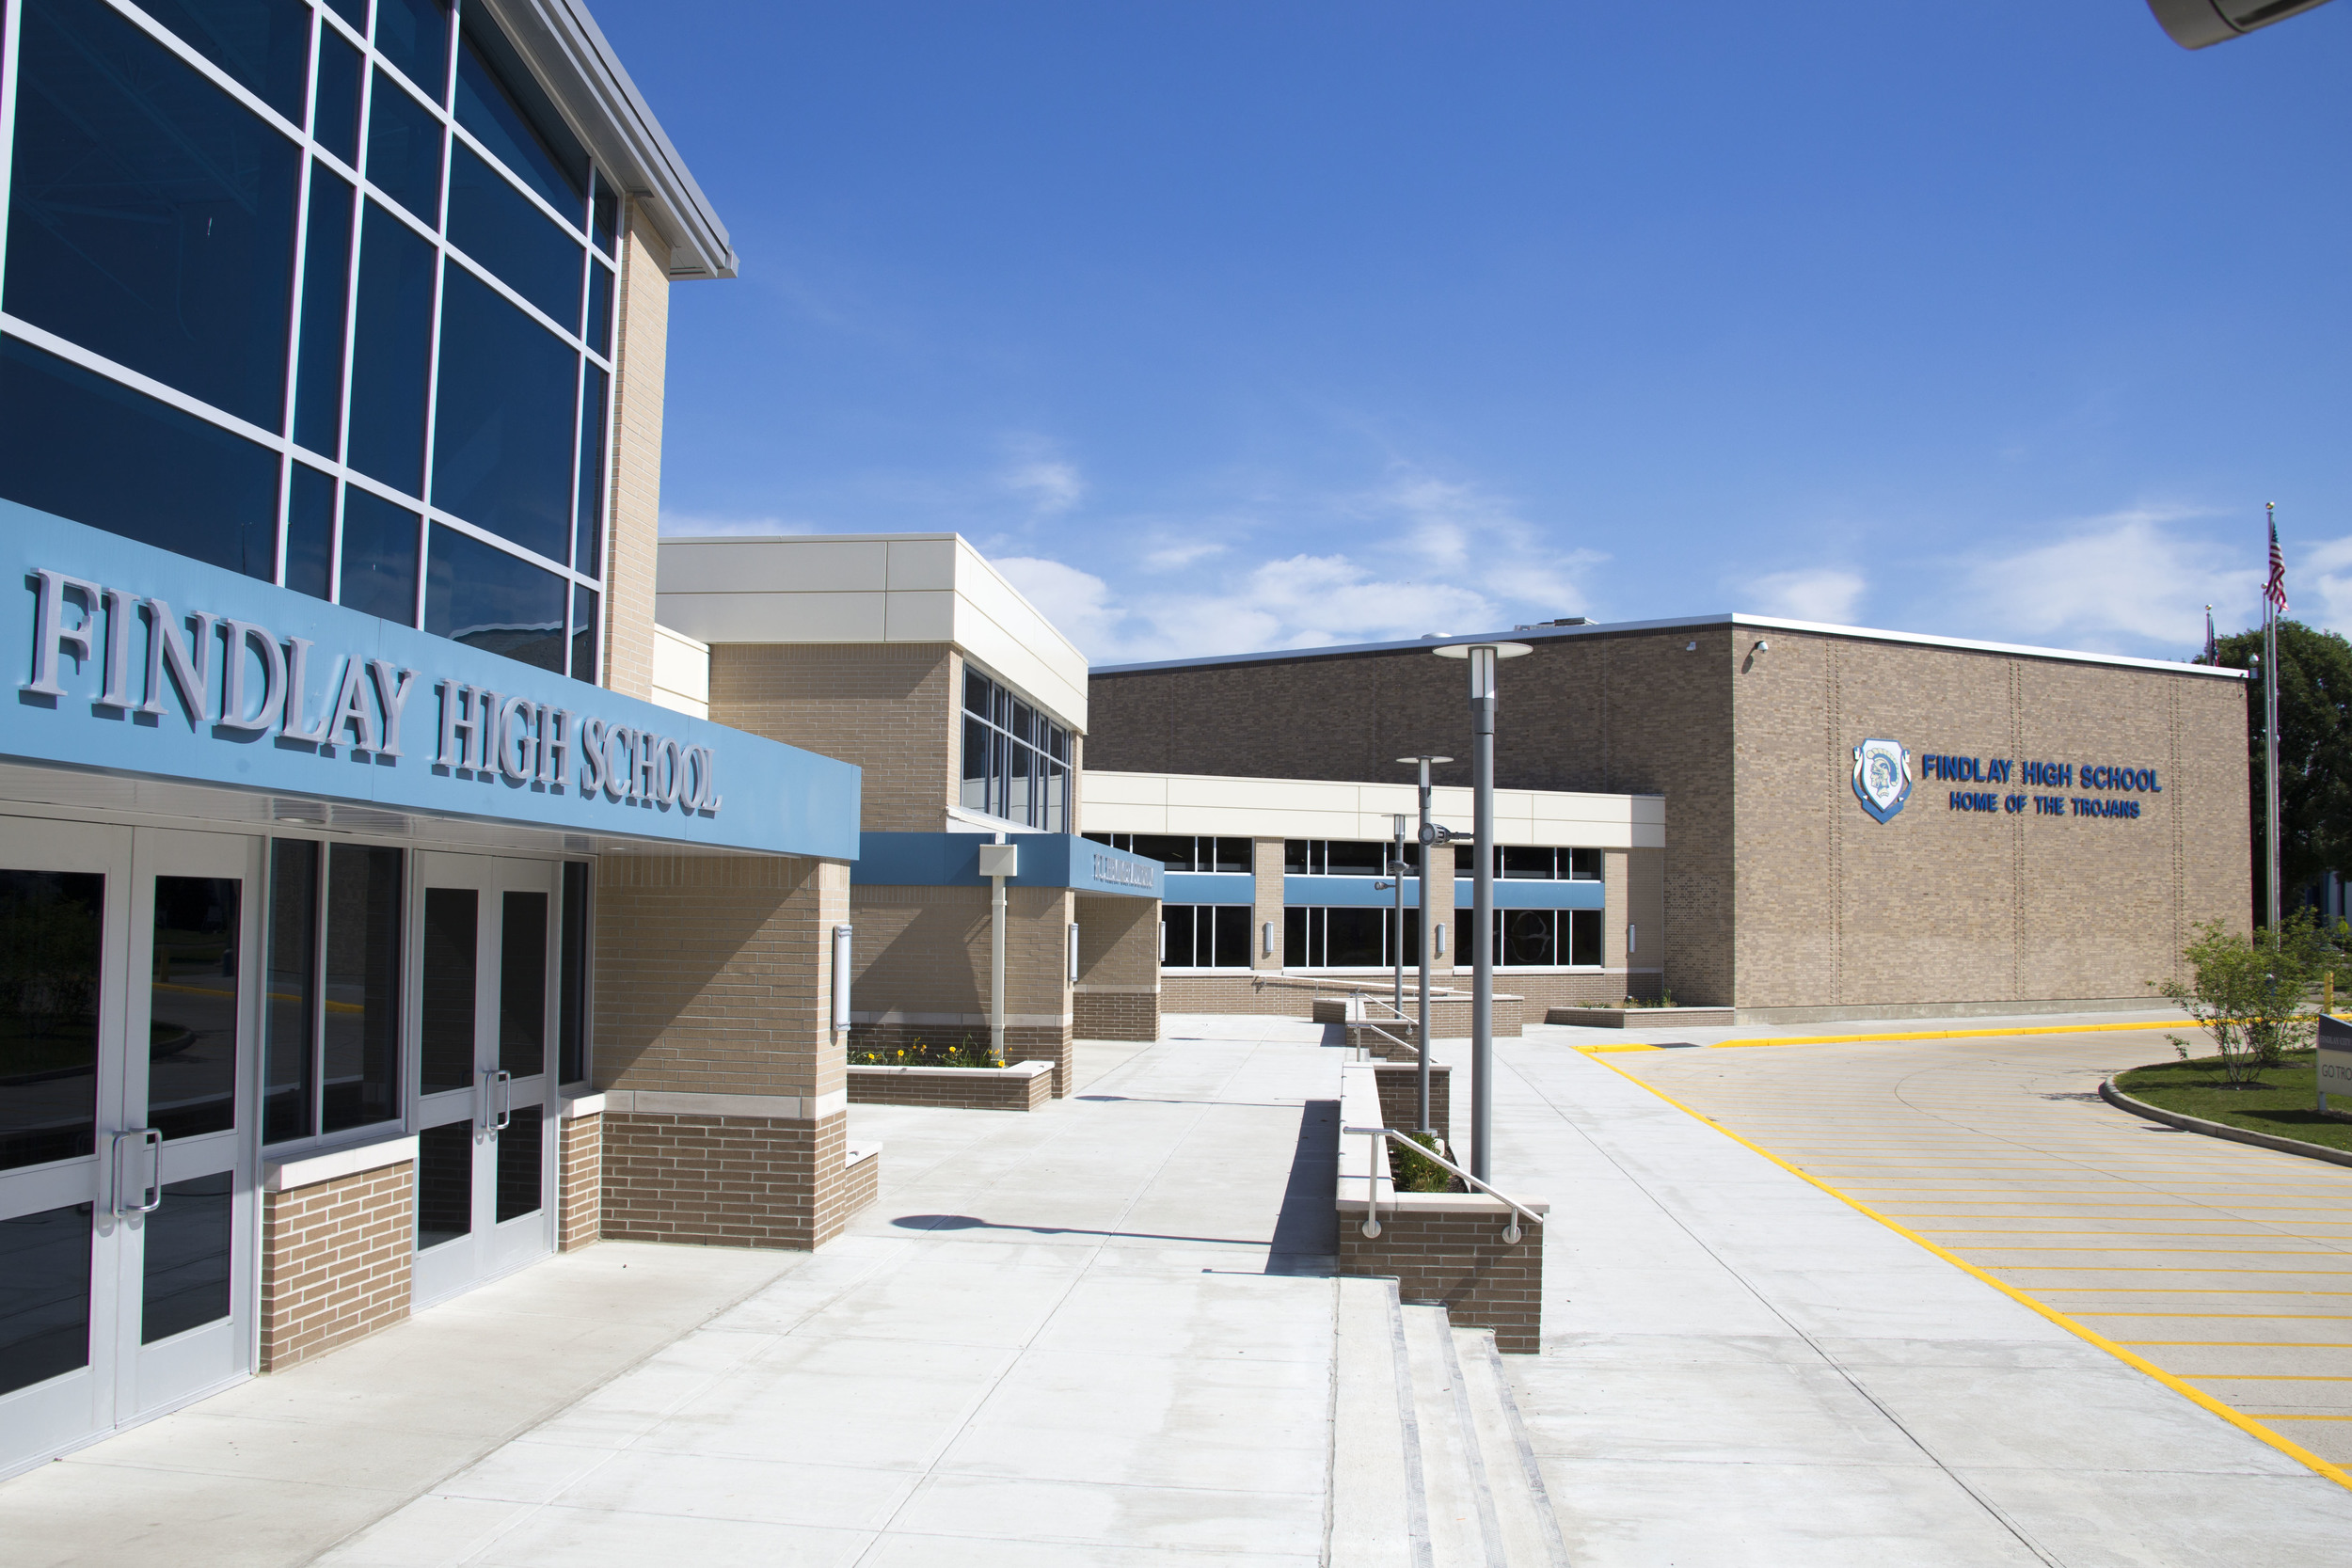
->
<box><xmin>2265</xmin><ymin>503</ymin><xmax>2282</xmax><ymax>942</ymax></box>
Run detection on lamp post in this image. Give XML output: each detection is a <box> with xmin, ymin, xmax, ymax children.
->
<box><xmin>1432</xmin><ymin>640</ymin><xmax>1531</xmax><ymax>1180</ymax></box>
<box><xmin>1396</xmin><ymin>753</ymin><xmax>1453</xmax><ymax>1137</ymax></box>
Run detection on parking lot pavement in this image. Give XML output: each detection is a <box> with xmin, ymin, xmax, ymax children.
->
<box><xmin>1484</xmin><ymin>1020</ymin><xmax>2352</xmax><ymax>1568</ymax></box>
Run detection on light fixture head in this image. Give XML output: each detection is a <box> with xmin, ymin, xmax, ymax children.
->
<box><xmin>1395</xmin><ymin>755</ymin><xmax>1455</xmax><ymax>766</ymax></box>
<box><xmin>1753</xmin><ymin>639</ymin><xmax>1770</xmax><ymax>653</ymax></box>
<box><xmin>1431</xmin><ymin>641</ymin><xmax>1534</xmax><ymax>660</ymax></box>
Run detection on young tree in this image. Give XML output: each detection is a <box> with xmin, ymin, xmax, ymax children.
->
<box><xmin>2153</xmin><ymin>908</ymin><xmax>2337</xmax><ymax>1086</ymax></box>
<box><xmin>2210</xmin><ymin>621</ymin><xmax>2352</xmax><ymax>920</ymax></box>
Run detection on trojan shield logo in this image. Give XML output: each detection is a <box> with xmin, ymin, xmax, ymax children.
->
<box><xmin>1851</xmin><ymin>738</ymin><xmax>1912</xmax><ymax>824</ymax></box>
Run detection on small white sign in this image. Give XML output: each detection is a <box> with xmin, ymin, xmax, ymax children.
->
<box><xmin>2317</xmin><ymin>1014</ymin><xmax>2352</xmax><ymax>1100</ymax></box>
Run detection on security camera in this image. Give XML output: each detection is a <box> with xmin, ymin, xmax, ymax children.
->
<box><xmin>2148</xmin><ymin>0</ymin><xmax>2336</xmax><ymax>49</ymax></box>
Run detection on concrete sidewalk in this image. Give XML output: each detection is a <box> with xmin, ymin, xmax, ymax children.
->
<box><xmin>1490</xmin><ymin>1018</ymin><xmax>2352</xmax><ymax>1567</ymax></box>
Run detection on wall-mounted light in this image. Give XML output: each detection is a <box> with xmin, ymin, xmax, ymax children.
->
<box><xmin>1752</xmin><ymin>639</ymin><xmax>1770</xmax><ymax>655</ymax></box>
<box><xmin>1628</xmin><ymin>922</ymin><xmax>1638</xmax><ymax>955</ymax></box>
<box><xmin>830</xmin><ymin>925</ymin><xmax>853</xmax><ymax>1034</ymax></box>
<box><xmin>1434</xmin><ymin>923</ymin><xmax>1447</xmax><ymax>958</ymax></box>
<box><xmin>1067</xmin><ymin>922</ymin><xmax>1079</xmax><ymax>985</ymax></box>
<box><xmin>1262</xmin><ymin>920</ymin><xmax>1276</xmax><ymax>958</ymax></box>
<box><xmin>1685</xmin><ymin>641</ymin><xmax>1697</xmax><ymax>652</ymax></box>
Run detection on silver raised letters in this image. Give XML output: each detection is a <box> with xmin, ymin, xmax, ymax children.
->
<box><xmin>369</xmin><ymin>661</ymin><xmax>419</xmax><ymax>757</ymax></box>
<box><xmin>498</xmin><ymin>695</ymin><xmax>538</xmax><ymax>782</ymax></box>
<box><xmin>283</xmin><ymin>644</ymin><xmax>339</xmax><ymax>743</ymax></box>
<box><xmin>22</xmin><ymin>564</ymin><xmax>727</xmax><ymax>823</ymax></box>
<box><xmin>327</xmin><ymin>657</ymin><xmax>379</xmax><ymax>751</ymax></box>
<box><xmin>139</xmin><ymin>600</ymin><xmax>216</xmax><ymax>725</ymax></box>
<box><xmin>216</xmin><ymin>620</ymin><xmax>287</xmax><ymax>732</ymax></box>
<box><xmin>22</xmin><ymin>569</ymin><xmax>99</xmax><ymax>698</ymax></box>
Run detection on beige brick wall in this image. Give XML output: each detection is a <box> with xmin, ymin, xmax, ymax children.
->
<box><xmin>848</xmin><ymin>1064</ymin><xmax>1055</xmax><ymax>1111</ymax></box>
<box><xmin>708</xmin><ymin>643</ymin><xmax>958</xmax><ymax>832</ymax></box>
<box><xmin>259</xmin><ymin>1159</ymin><xmax>412</xmax><ymax>1371</ymax></box>
<box><xmin>603</xmin><ymin>214</ymin><xmax>670</xmax><ymax>700</ymax></box>
<box><xmin>1729</xmin><ymin>632</ymin><xmax>2251</xmax><ymax>1011</ymax></box>
<box><xmin>1073</xmin><ymin>891</ymin><xmax>1158</xmax><ymax>1041</ymax></box>
<box><xmin>593</xmin><ymin>854</ymin><xmax>848</xmax><ymax>1101</ymax></box>
<box><xmin>558</xmin><ymin>1111</ymin><xmax>601</xmax><ymax>1252</ymax></box>
<box><xmin>1252</xmin><ymin>838</ymin><xmax>1284</xmax><ymax>971</ymax></box>
<box><xmin>846</xmin><ymin>883</ymin><xmax>1073</xmax><ymax>1027</ymax></box>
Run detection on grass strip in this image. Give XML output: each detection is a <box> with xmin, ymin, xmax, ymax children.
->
<box><xmin>2114</xmin><ymin>1049</ymin><xmax>2352</xmax><ymax>1156</ymax></box>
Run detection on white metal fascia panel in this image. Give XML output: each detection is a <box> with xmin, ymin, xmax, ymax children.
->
<box><xmin>882</xmin><ymin>537</ymin><xmax>960</xmax><ymax>593</ymax></box>
<box><xmin>651</xmin><ymin>625</ymin><xmax>710</xmax><ymax>703</ymax></box>
<box><xmin>882</xmin><ymin>588</ymin><xmax>958</xmax><ymax>644</ymax></box>
<box><xmin>652</xmin><ymin>591</ymin><xmax>891</xmax><ymax>645</ymax></box>
<box><xmin>657</xmin><ymin>538</ymin><xmax>891</xmax><ymax>594</ymax></box>
<box><xmin>1078</xmin><ymin>772</ymin><xmax>1172</xmax><ymax>807</ymax></box>
<box><xmin>951</xmin><ymin>599</ymin><xmax>1089</xmax><ymax>733</ymax></box>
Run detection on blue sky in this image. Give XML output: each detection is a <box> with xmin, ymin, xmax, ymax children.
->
<box><xmin>596</xmin><ymin>0</ymin><xmax>2352</xmax><ymax>663</ymax></box>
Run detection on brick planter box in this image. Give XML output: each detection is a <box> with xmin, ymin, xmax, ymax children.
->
<box><xmin>1373</xmin><ymin>1062</ymin><xmax>1451</xmax><ymax>1133</ymax></box>
<box><xmin>849</xmin><ymin>1060</ymin><xmax>1055</xmax><ymax>1111</ymax></box>
<box><xmin>1333</xmin><ymin>1063</ymin><xmax>1546</xmax><ymax>1353</ymax></box>
<box><xmin>1547</xmin><ymin>1005</ymin><xmax>1733</xmax><ymax>1029</ymax></box>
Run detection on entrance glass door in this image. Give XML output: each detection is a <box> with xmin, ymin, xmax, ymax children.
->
<box><xmin>410</xmin><ymin>855</ymin><xmax>557</xmax><ymax>1307</ymax></box>
<box><xmin>0</xmin><ymin>821</ymin><xmax>258</xmax><ymax>1476</ymax></box>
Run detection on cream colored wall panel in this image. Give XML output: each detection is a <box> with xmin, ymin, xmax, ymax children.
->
<box><xmin>659</xmin><ymin>537</ymin><xmax>893</xmax><ymax>594</ymax></box>
<box><xmin>882</xmin><ymin>589</ymin><xmax>958</xmax><ymax>644</ymax></box>
<box><xmin>884</xmin><ymin>538</ymin><xmax>960</xmax><ymax>592</ymax></box>
<box><xmin>650</xmin><ymin>625</ymin><xmax>710</xmax><ymax>718</ymax></box>
<box><xmin>653</xmin><ymin>591</ymin><xmax>890</xmax><ymax>645</ymax></box>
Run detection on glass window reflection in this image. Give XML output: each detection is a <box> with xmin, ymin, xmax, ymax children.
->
<box><xmin>366</xmin><ymin>71</ymin><xmax>445</xmax><ymax>225</ymax></box>
<box><xmin>425</xmin><ymin>523</ymin><xmax>566</xmax><ymax>673</ymax></box>
<box><xmin>338</xmin><ymin>487</ymin><xmax>419</xmax><ymax>626</ymax></box>
<box><xmin>373</xmin><ymin>0</ymin><xmax>451</xmax><ymax>100</ymax></box>
<box><xmin>455</xmin><ymin>15</ymin><xmax>586</xmax><ymax>218</ymax></box>
<box><xmin>146</xmin><ymin>876</ymin><xmax>239</xmax><ymax>1141</ymax></box>
<box><xmin>0</xmin><ymin>871</ymin><xmax>104</xmax><ymax>1172</ymax></box>
<box><xmin>448</xmin><ymin>144</ymin><xmax>582</xmax><ymax>327</ymax></box>
<box><xmin>347</xmin><ymin>201</ymin><xmax>434</xmax><ymax>496</ymax></box>
<box><xmin>137</xmin><ymin>0</ymin><xmax>311</xmax><ymax>121</ymax></box>
<box><xmin>8</xmin><ymin>0</ymin><xmax>300</xmax><ymax>431</ymax></box>
<box><xmin>431</xmin><ymin>270</ymin><xmax>575</xmax><ymax>562</ymax></box>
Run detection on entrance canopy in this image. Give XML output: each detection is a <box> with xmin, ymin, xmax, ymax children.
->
<box><xmin>2</xmin><ymin>510</ymin><xmax>861</xmax><ymax>861</ymax></box>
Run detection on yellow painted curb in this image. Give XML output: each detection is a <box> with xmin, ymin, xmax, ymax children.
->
<box><xmin>1572</xmin><ymin>1019</ymin><xmax>2183</xmax><ymax>1053</ymax></box>
<box><xmin>1581</xmin><ymin>1051</ymin><xmax>2352</xmax><ymax>1494</ymax></box>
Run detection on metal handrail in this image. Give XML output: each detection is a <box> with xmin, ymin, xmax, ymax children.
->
<box><xmin>1342</xmin><ymin>1123</ymin><xmax>1542</xmax><ymax>1244</ymax></box>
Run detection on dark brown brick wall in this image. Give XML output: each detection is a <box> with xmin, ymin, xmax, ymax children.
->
<box><xmin>848</xmin><ymin>1065</ymin><xmax>1054</xmax><ymax>1111</ymax></box>
<box><xmin>1073</xmin><ymin>990</ymin><xmax>1157</xmax><ymax>1040</ymax></box>
<box><xmin>1340</xmin><ymin>1211</ymin><xmax>1545</xmax><ymax>1354</ymax></box>
<box><xmin>1091</xmin><ymin>624</ymin><xmax>2249</xmax><ymax>1011</ymax></box>
<box><xmin>1374</xmin><ymin>1062</ymin><xmax>1451</xmax><ymax>1132</ymax></box>
<box><xmin>1089</xmin><ymin>629</ymin><xmax>1724</xmax><ymax>999</ymax></box>
<box><xmin>601</xmin><ymin>1109</ymin><xmax>857</xmax><ymax>1250</ymax></box>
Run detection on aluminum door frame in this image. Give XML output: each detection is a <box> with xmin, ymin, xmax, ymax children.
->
<box><xmin>408</xmin><ymin>852</ymin><xmax>559</xmax><ymax>1308</ymax></box>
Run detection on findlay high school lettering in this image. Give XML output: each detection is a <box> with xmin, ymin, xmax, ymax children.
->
<box><xmin>22</xmin><ymin>567</ymin><xmax>722</xmax><ymax>816</ymax></box>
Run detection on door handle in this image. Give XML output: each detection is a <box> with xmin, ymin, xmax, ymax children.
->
<box><xmin>494</xmin><ymin>1069</ymin><xmax>514</xmax><ymax>1132</ymax></box>
<box><xmin>112</xmin><ymin>1128</ymin><xmax>163</xmax><ymax>1215</ymax></box>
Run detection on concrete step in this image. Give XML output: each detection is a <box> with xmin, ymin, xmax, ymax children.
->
<box><xmin>1452</xmin><ymin>1326</ymin><xmax>1571</xmax><ymax>1567</ymax></box>
<box><xmin>1329</xmin><ymin>1283</ymin><xmax>1565</xmax><ymax>1568</ymax></box>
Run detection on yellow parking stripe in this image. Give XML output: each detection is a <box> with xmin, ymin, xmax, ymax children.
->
<box><xmin>1585</xmin><ymin>1051</ymin><xmax>2352</xmax><ymax>1493</ymax></box>
<box><xmin>1573</xmin><ymin>1020</ymin><xmax>2178</xmax><ymax>1053</ymax></box>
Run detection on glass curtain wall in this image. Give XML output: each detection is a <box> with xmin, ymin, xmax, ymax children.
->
<box><xmin>960</xmin><ymin>666</ymin><xmax>1071</xmax><ymax>830</ymax></box>
<box><xmin>1083</xmin><ymin>833</ymin><xmax>1248</xmax><ymax>873</ymax></box>
<box><xmin>0</xmin><ymin>0</ymin><xmax>621</xmax><ymax>682</ymax></box>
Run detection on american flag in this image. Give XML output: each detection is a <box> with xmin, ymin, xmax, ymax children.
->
<box><xmin>2265</xmin><ymin>505</ymin><xmax>2289</xmax><ymax>617</ymax></box>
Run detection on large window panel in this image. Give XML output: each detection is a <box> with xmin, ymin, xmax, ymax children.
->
<box><xmin>431</xmin><ymin>270</ymin><xmax>576</xmax><ymax>562</ymax></box>
<box><xmin>454</xmin><ymin>10</ymin><xmax>586</xmax><ymax>219</ymax></box>
<box><xmin>293</xmin><ymin>166</ymin><xmax>355</xmax><ymax>459</ymax></box>
<box><xmin>574</xmin><ymin>362</ymin><xmax>606</xmax><ymax>577</ymax></box>
<box><xmin>0</xmin><ymin>336</ymin><xmax>278</xmax><ymax>581</ymax></box>
<box><xmin>570</xmin><ymin>585</ymin><xmax>598</xmax><ymax>684</ymax></box>
<box><xmin>283</xmin><ymin>465</ymin><xmax>333</xmax><ymax>602</ymax></box>
<box><xmin>0</xmin><ymin>871</ymin><xmax>104</xmax><ymax>1172</ymax></box>
<box><xmin>135</xmin><ymin>0</ymin><xmax>311</xmax><ymax>120</ymax></box>
<box><xmin>424</xmin><ymin>523</ymin><xmax>565</xmax><ymax>673</ymax></box>
<box><xmin>262</xmin><ymin>839</ymin><xmax>316</xmax><ymax>1146</ymax></box>
<box><xmin>365</xmin><ymin>70</ymin><xmax>444</xmax><ymax>224</ymax></box>
<box><xmin>373</xmin><ymin>0</ymin><xmax>450</xmax><ymax>100</ymax></box>
<box><xmin>346</xmin><ymin>200</ymin><xmax>434</xmax><ymax>496</ymax></box>
<box><xmin>585</xmin><ymin>259</ymin><xmax>612</xmax><ymax>356</ymax></box>
<box><xmin>338</xmin><ymin>487</ymin><xmax>418</xmax><ymax>625</ymax></box>
<box><xmin>448</xmin><ymin>145</ymin><xmax>580</xmax><ymax>327</ymax></box>
<box><xmin>311</xmin><ymin>26</ymin><xmax>363</xmax><ymax>164</ymax></box>
<box><xmin>960</xmin><ymin>666</ymin><xmax>1071</xmax><ymax>830</ymax></box>
<box><xmin>8</xmin><ymin>0</ymin><xmax>301</xmax><ymax>430</ymax></box>
<box><xmin>320</xmin><ymin>845</ymin><xmax>401</xmax><ymax>1134</ymax></box>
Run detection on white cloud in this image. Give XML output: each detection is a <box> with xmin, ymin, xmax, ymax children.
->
<box><xmin>1951</xmin><ymin>507</ymin><xmax>2258</xmax><ymax>653</ymax></box>
<box><xmin>1000</xmin><ymin>467</ymin><xmax>1605</xmax><ymax>663</ymax></box>
<box><xmin>1746</xmin><ymin>567</ymin><xmax>1867</xmax><ymax>625</ymax></box>
<box><xmin>999</xmin><ymin>436</ymin><xmax>1085</xmax><ymax>518</ymax></box>
<box><xmin>1143</xmin><ymin>540</ymin><xmax>1227</xmax><ymax>569</ymax></box>
<box><xmin>2295</xmin><ymin>533</ymin><xmax>2352</xmax><ymax>636</ymax></box>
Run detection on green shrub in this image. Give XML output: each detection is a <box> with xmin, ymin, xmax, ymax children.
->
<box><xmin>2151</xmin><ymin>909</ymin><xmax>2339</xmax><ymax>1087</ymax></box>
<box><xmin>1389</xmin><ymin>1131</ymin><xmax>1457</xmax><ymax>1193</ymax></box>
